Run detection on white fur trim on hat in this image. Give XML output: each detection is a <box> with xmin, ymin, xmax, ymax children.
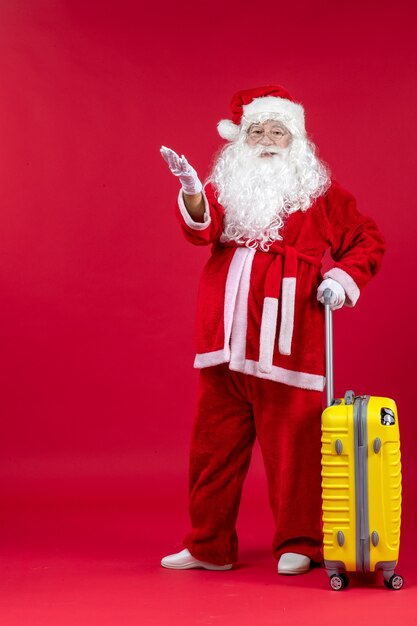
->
<box><xmin>243</xmin><ymin>96</ymin><xmax>305</xmax><ymax>135</ymax></box>
<box><xmin>217</xmin><ymin>95</ymin><xmax>305</xmax><ymax>141</ymax></box>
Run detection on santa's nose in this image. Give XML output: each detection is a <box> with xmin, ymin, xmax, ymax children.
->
<box><xmin>259</xmin><ymin>136</ymin><xmax>274</xmax><ymax>146</ymax></box>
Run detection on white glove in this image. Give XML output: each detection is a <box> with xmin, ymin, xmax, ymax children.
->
<box><xmin>317</xmin><ymin>278</ymin><xmax>346</xmax><ymax>311</ymax></box>
<box><xmin>160</xmin><ymin>146</ymin><xmax>203</xmax><ymax>195</ymax></box>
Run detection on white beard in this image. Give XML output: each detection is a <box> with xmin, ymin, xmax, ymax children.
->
<box><xmin>209</xmin><ymin>136</ymin><xmax>330</xmax><ymax>251</ymax></box>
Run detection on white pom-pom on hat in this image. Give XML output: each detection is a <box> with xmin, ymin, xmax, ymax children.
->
<box><xmin>217</xmin><ymin>119</ymin><xmax>241</xmax><ymax>141</ymax></box>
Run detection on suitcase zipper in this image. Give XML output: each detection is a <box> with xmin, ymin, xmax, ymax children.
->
<box><xmin>354</xmin><ymin>395</ymin><xmax>370</xmax><ymax>573</ymax></box>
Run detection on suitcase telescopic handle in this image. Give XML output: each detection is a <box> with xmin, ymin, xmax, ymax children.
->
<box><xmin>323</xmin><ymin>288</ymin><xmax>334</xmax><ymax>408</ymax></box>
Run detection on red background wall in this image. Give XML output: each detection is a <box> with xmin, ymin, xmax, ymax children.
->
<box><xmin>0</xmin><ymin>0</ymin><xmax>415</xmax><ymax>555</ymax></box>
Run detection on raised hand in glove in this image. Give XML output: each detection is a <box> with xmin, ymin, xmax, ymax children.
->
<box><xmin>317</xmin><ymin>278</ymin><xmax>346</xmax><ymax>311</ymax></box>
<box><xmin>160</xmin><ymin>146</ymin><xmax>203</xmax><ymax>196</ymax></box>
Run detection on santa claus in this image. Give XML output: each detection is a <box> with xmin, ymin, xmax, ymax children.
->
<box><xmin>160</xmin><ymin>85</ymin><xmax>385</xmax><ymax>574</ymax></box>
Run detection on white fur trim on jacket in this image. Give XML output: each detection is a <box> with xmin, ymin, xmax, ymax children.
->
<box><xmin>229</xmin><ymin>249</ymin><xmax>256</xmax><ymax>371</ymax></box>
<box><xmin>236</xmin><ymin>359</ymin><xmax>325</xmax><ymax>392</ymax></box>
<box><xmin>178</xmin><ymin>189</ymin><xmax>211</xmax><ymax>230</ymax></box>
<box><xmin>324</xmin><ymin>268</ymin><xmax>360</xmax><ymax>307</ymax></box>
<box><xmin>194</xmin><ymin>349</ymin><xmax>229</xmax><ymax>368</ymax></box>
<box><xmin>223</xmin><ymin>248</ymin><xmax>253</xmax><ymax>359</ymax></box>
<box><xmin>194</xmin><ymin>248</ymin><xmax>254</xmax><ymax>368</ymax></box>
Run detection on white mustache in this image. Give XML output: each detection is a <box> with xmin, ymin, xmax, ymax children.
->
<box><xmin>255</xmin><ymin>145</ymin><xmax>287</xmax><ymax>157</ymax></box>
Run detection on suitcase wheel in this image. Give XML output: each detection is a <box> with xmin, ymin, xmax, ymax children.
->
<box><xmin>384</xmin><ymin>574</ymin><xmax>404</xmax><ymax>590</ymax></box>
<box><xmin>329</xmin><ymin>573</ymin><xmax>349</xmax><ymax>591</ymax></box>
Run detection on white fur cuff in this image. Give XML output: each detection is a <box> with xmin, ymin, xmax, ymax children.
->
<box><xmin>177</xmin><ymin>189</ymin><xmax>211</xmax><ymax>230</ymax></box>
<box><xmin>324</xmin><ymin>268</ymin><xmax>360</xmax><ymax>307</ymax></box>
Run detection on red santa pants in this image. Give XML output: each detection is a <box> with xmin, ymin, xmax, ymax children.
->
<box><xmin>183</xmin><ymin>364</ymin><xmax>323</xmax><ymax>566</ymax></box>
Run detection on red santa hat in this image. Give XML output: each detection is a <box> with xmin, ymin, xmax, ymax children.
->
<box><xmin>217</xmin><ymin>85</ymin><xmax>306</xmax><ymax>141</ymax></box>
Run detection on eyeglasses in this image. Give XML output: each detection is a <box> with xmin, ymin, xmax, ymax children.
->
<box><xmin>247</xmin><ymin>126</ymin><xmax>290</xmax><ymax>143</ymax></box>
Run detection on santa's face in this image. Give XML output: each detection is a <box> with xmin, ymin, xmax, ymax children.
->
<box><xmin>246</xmin><ymin>120</ymin><xmax>292</xmax><ymax>155</ymax></box>
<box><xmin>209</xmin><ymin>118</ymin><xmax>330</xmax><ymax>251</ymax></box>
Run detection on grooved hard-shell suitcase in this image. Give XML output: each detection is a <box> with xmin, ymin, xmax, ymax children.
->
<box><xmin>321</xmin><ymin>290</ymin><xmax>403</xmax><ymax>591</ymax></box>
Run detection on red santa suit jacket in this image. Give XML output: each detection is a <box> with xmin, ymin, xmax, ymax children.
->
<box><xmin>176</xmin><ymin>181</ymin><xmax>385</xmax><ymax>392</ymax></box>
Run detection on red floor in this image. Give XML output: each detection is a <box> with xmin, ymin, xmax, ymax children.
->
<box><xmin>1</xmin><ymin>473</ymin><xmax>415</xmax><ymax>625</ymax></box>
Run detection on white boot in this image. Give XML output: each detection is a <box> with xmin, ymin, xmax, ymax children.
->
<box><xmin>161</xmin><ymin>548</ymin><xmax>233</xmax><ymax>571</ymax></box>
<box><xmin>277</xmin><ymin>552</ymin><xmax>311</xmax><ymax>575</ymax></box>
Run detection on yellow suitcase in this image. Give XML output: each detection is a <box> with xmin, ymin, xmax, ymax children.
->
<box><xmin>321</xmin><ymin>290</ymin><xmax>402</xmax><ymax>591</ymax></box>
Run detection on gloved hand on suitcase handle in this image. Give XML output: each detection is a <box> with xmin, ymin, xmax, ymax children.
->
<box><xmin>160</xmin><ymin>146</ymin><xmax>203</xmax><ymax>196</ymax></box>
<box><xmin>317</xmin><ymin>278</ymin><xmax>346</xmax><ymax>310</ymax></box>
